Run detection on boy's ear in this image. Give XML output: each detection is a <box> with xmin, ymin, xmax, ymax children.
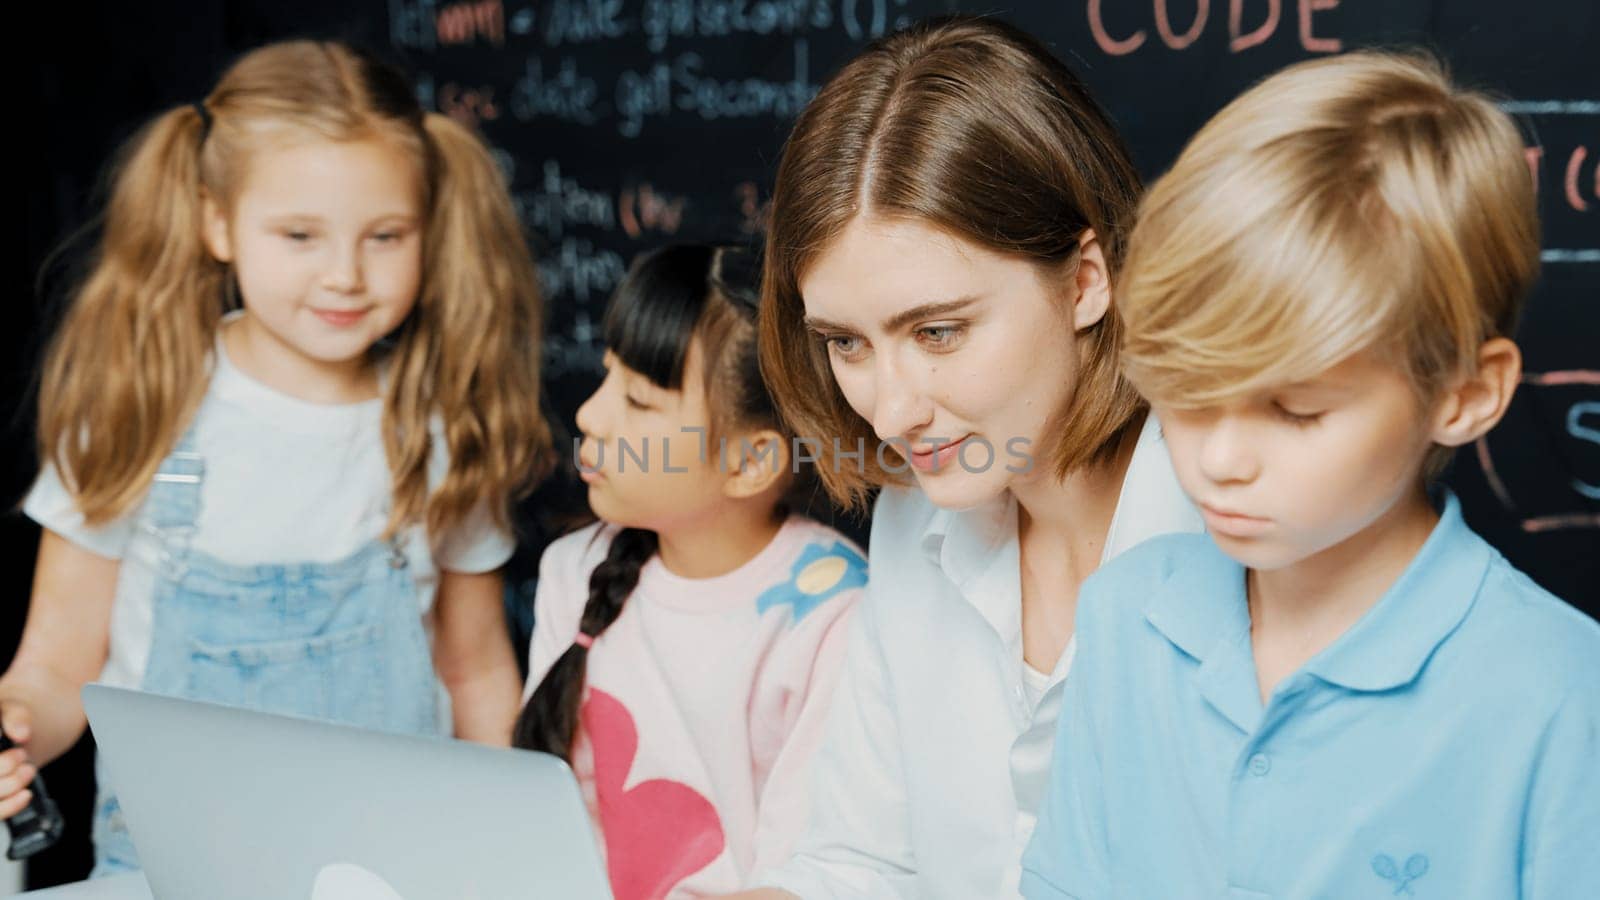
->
<box><xmin>723</xmin><ymin>429</ymin><xmax>790</xmax><ymax>500</ymax></box>
<box><xmin>1070</xmin><ymin>229</ymin><xmax>1112</xmax><ymax>332</ymax></box>
<box><xmin>200</xmin><ymin>189</ymin><xmax>233</xmax><ymax>263</ymax></box>
<box><xmin>1430</xmin><ymin>337</ymin><xmax>1522</xmax><ymax>448</ymax></box>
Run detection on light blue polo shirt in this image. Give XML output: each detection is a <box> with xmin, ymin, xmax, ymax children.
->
<box><xmin>1021</xmin><ymin>492</ymin><xmax>1600</xmax><ymax>900</ymax></box>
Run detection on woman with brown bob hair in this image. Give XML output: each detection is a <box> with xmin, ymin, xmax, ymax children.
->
<box><xmin>737</xmin><ymin>16</ymin><xmax>1201</xmax><ymax>898</ymax></box>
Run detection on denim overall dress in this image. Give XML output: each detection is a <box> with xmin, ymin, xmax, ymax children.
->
<box><xmin>90</xmin><ymin>427</ymin><xmax>444</xmax><ymax>875</ymax></box>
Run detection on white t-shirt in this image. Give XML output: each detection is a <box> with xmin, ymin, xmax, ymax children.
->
<box><xmin>24</xmin><ymin>328</ymin><xmax>515</xmax><ymax>692</ymax></box>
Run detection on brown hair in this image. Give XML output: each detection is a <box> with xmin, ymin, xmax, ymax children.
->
<box><xmin>1118</xmin><ymin>51</ymin><xmax>1540</xmax><ymax>477</ymax></box>
<box><xmin>37</xmin><ymin>40</ymin><xmax>551</xmax><ymax>536</ymax></box>
<box><xmin>758</xmin><ymin>15</ymin><xmax>1147</xmax><ymax>511</ymax></box>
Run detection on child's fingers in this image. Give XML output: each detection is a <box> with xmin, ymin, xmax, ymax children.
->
<box><xmin>0</xmin><ymin>746</ymin><xmax>29</xmax><ymax>776</ymax></box>
<box><xmin>0</xmin><ymin>764</ymin><xmax>36</xmax><ymax>799</ymax></box>
<box><xmin>0</xmin><ymin>702</ymin><xmax>31</xmax><ymax>743</ymax></box>
<box><xmin>0</xmin><ymin>788</ymin><xmax>34</xmax><ymax>821</ymax></box>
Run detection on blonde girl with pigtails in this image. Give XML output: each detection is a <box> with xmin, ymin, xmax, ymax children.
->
<box><xmin>0</xmin><ymin>40</ymin><xmax>550</xmax><ymax>875</ymax></box>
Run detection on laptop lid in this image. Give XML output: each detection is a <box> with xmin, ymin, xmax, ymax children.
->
<box><xmin>82</xmin><ymin>684</ymin><xmax>612</xmax><ymax>900</ymax></box>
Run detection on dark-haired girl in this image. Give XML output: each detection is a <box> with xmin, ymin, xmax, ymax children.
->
<box><xmin>514</xmin><ymin>244</ymin><xmax>864</xmax><ymax>900</ymax></box>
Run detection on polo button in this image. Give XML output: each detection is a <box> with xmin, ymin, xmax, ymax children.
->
<box><xmin>1248</xmin><ymin>753</ymin><xmax>1271</xmax><ymax>776</ymax></box>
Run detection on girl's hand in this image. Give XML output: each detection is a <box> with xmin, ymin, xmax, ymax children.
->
<box><xmin>0</xmin><ymin>528</ymin><xmax>119</xmax><ymax>774</ymax></box>
<box><xmin>0</xmin><ymin>699</ymin><xmax>39</xmax><ymax>820</ymax></box>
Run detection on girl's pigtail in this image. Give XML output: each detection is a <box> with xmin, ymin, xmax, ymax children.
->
<box><xmin>38</xmin><ymin>103</ymin><xmax>223</xmax><ymax>523</ymax></box>
<box><xmin>383</xmin><ymin>112</ymin><xmax>552</xmax><ymax>539</ymax></box>
<box><xmin>513</xmin><ymin>528</ymin><xmax>658</xmax><ymax>759</ymax></box>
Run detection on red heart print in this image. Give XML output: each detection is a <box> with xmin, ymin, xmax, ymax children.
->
<box><xmin>582</xmin><ymin>688</ymin><xmax>726</xmax><ymax>900</ymax></box>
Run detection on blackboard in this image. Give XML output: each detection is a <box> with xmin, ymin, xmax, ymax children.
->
<box><xmin>19</xmin><ymin>1</ymin><xmax>1600</xmax><ymax>613</ymax></box>
<box><xmin>373</xmin><ymin>0</ymin><xmax>1598</xmax><ymax>613</ymax></box>
<box><xmin>14</xmin><ymin>2</ymin><xmax>1600</xmax><ymax>644</ymax></box>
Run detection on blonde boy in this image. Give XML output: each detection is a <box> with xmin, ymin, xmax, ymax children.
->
<box><xmin>1021</xmin><ymin>51</ymin><xmax>1598</xmax><ymax>899</ymax></box>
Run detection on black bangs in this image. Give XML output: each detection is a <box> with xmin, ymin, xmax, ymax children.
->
<box><xmin>603</xmin><ymin>244</ymin><xmax>716</xmax><ymax>390</ymax></box>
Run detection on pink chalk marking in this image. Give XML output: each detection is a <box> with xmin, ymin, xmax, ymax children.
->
<box><xmin>1156</xmin><ymin>0</ymin><xmax>1210</xmax><ymax>50</ymax></box>
<box><xmin>1230</xmin><ymin>0</ymin><xmax>1281</xmax><ymax>52</ymax></box>
<box><xmin>1089</xmin><ymin>0</ymin><xmax>1148</xmax><ymax>55</ymax></box>
<box><xmin>1475</xmin><ymin>436</ymin><xmax>1517</xmax><ymax>513</ymax></box>
<box><xmin>1479</xmin><ymin>371</ymin><xmax>1600</xmax><ymax>528</ymax></box>
<box><xmin>618</xmin><ymin>185</ymin><xmax>687</xmax><ymax>240</ymax></box>
<box><xmin>1566</xmin><ymin>146</ymin><xmax>1590</xmax><ymax>212</ymax></box>
<box><xmin>1524</xmin><ymin>146</ymin><xmax>1545</xmax><ymax>189</ymax></box>
<box><xmin>436</xmin><ymin>0</ymin><xmax>504</xmax><ymax>47</ymax></box>
<box><xmin>619</xmin><ymin>187</ymin><xmax>639</xmax><ymax>239</ymax></box>
<box><xmin>1523</xmin><ymin>370</ymin><xmax>1600</xmax><ymax>386</ymax></box>
<box><xmin>1521</xmin><ymin>513</ymin><xmax>1600</xmax><ymax>533</ymax></box>
<box><xmin>1298</xmin><ymin>0</ymin><xmax>1341</xmax><ymax>53</ymax></box>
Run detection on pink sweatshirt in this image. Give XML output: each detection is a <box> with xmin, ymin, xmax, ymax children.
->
<box><xmin>525</xmin><ymin>516</ymin><xmax>863</xmax><ymax>899</ymax></box>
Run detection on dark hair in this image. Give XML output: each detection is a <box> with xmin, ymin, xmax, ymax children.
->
<box><xmin>512</xmin><ymin>242</ymin><xmax>791</xmax><ymax>758</ymax></box>
<box><xmin>758</xmin><ymin>15</ymin><xmax>1148</xmax><ymax>511</ymax></box>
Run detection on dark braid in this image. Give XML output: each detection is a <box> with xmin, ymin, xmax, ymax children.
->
<box><xmin>512</xmin><ymin>527</ymin><xmax>658</xmax><ymax>758</ymax></box>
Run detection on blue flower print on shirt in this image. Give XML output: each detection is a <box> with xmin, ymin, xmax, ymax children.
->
<box><xmin>1372</xmin><ymin>853</ymin><xmax>1430</xmax><ymax>895</ymax></box>
<box><xmin>756</xmin><ymin>541</ymin><xmax>867</xmax><ymax>623</ymax></box>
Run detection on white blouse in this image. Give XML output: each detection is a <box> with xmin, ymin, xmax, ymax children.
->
<box><xmin>758</xmin><ymin>415</ymin><xmax>1203</xmax><ymax>898</ymax></box>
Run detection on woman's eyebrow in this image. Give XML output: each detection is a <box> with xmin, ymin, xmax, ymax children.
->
<box><xmin>804</xmin><ymin>296</ymin><xmax>980</xmax><ymax>334</ymax></box>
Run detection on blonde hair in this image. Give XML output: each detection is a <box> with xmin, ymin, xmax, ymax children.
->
<box><xmin>37</xmin><ymin>41</ymin><xmax>551</xmax><ymax>536</ymax></box>
<box><xmin>759</xmin><ymin>16</ymin><xmax>1147</xmax><ymax>511</ymax></box>
<box><xmin>1120</xmin><ymin>50</ymin><xmax>1539</xmax><ymax>474</ymax></box>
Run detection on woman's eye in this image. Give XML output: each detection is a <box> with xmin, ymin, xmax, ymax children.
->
<box><xmin>825</xmin><ymin>335</ymin><xmax>866</xmax><ymax>360</ymax></box>
<box><xmin>625</xmin><ymin>395</ymin><xmax>652</xmax><ymax>411</ymax></box>
<box><xmin>916</xmin><ymin>324</ymin><xmax>964</xmax><ymax>350</ymax></box>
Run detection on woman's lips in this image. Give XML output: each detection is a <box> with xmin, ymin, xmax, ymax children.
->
<box><xmin>909</xmin><ymin>435</ymin><xmax>973</xmax><ymax>473</ymax></box>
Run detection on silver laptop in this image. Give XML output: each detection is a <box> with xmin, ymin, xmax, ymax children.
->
<box><xmin>82</xmin><ymin>684</ymin><xmax>612</xmax><ymax>900</ymax></box>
